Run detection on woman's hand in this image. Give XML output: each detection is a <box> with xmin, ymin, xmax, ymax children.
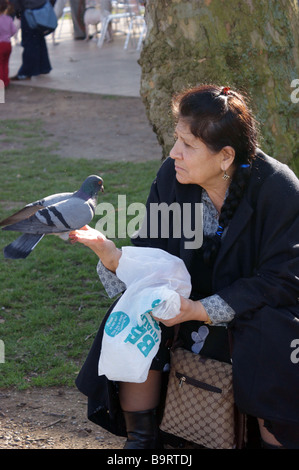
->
<box><xmin>69</xmin><ymin>225</ymin><xmax>106</xmax><ymax>248</ymax></box>
<box><xmin>69</xmin><ymin>225</ymin><xmax>121</xmax><ymax>272</ymax></box>
<box><xmin>153</xmin><ymin>296</ymin><xmax>210</xmax><ymax>327</ymax></box>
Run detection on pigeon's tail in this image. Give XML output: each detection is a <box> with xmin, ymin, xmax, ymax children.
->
<box><xmin>4</xmin><ymin>234</ymin><xmax>44</xmax><ymax>259</ymax></box>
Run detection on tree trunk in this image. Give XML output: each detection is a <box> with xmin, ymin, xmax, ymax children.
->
<box><xmin>139</xmin><ymin>0</ymin><xmax>299</xmax><ymax>170</ymax></box>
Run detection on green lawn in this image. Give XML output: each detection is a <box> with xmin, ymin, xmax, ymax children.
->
<box><xmin>0</xmin><ymin>118</ymin><xmax>160</xmax><ymax>389</ymax></box>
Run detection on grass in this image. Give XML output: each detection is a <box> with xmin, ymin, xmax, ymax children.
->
<box><xmin>0</xmin><ymin>118</ymin><xmax>160</xmax><ymax>389</ymax></box>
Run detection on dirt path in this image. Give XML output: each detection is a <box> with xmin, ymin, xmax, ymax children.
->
<box><xmin>0</xmin><ymin>387</ymin><xmax>126</xmax><ymax>449</ymax></box>
<box><xmin>0</xmin><ymin>84</ymin><xmax>161</xmax><ymax>450</ymax></box>
<box><xmin>2</xmin><ymin>84</ymin><xmax>162</xmax><ymax>162</ymax></box>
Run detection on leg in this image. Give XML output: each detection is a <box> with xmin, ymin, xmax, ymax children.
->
<box><xmin>0</xmin><ymin>46</ymin><xmax>4</xmax><ymax>85</ymax></box>
<box><xmin>0</xmin><ymin>42</ymin><xmax>11</xmax><ymax>87</ymax></box>
<box><xmin>3</xmin><ymin>43</ymin><xmax>12</xmax><ymax>87</ymax></box>
<box><xmin>70</xmin><ymin>0</ymin><xmax>86</xmax><ymax>38</ymax></box>
<box><xmin>119</xmin><ymin>369</ymin><xmax>162</xmax><ymax>412</ymax></box>
<box><xmin>117</xmin><ymin>323</ymin><xmax>171</xmax><ymax>449</ymax></box>
<box><xmin>258</xmin><ymin>418</ymin><xmax>285</xmax><ymax>448</ymax></box>
<box><xmin>119</xmin><ymin>370</ymin><xmax>163</xmax><ymax>449</ymax></box>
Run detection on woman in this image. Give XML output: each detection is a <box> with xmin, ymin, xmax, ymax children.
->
<box><xmin>70</xmin><ymin>84</ymin><xmax>299</xmax><ymax>449</ymax></box>
<box><xmin>10</xmin><ymin>0</ymin><xmax>52</xmax><ymax>80</ymax></box>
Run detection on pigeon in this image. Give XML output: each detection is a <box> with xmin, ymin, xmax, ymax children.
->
<box><xmin>0</xmin><ymin>175</ymin><xmax>104</xmax><ymax>259</ymax></box>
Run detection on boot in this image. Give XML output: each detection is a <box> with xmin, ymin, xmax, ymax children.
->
<box><xmin>123</xmin><ymin>409</ymin><xmax>161</xmax><ymax>449</ymax></box>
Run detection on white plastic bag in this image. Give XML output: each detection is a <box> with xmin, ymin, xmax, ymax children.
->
<box><xmin>98</xmin><ymin>246</ymin><xmax>191</xmax><ymax>383</ymax></box>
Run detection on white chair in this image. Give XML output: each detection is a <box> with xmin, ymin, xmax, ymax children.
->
<box><xmin>97</xmin><ymin>0</ymin><xmax>132</xmax><ymax>48</ymax></box>
<box><xmin>55</xmin><ymin>5</ymin><xmax>72</xmax><ymax>40</ymax></box>
<box><xmin>123</xmin><ymin>2</ymin><xmax>146</xmax><ymax>51</ymax></box>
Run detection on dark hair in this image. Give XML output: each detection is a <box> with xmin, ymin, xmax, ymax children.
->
<box><xmin>172</xmin><ymin>84</ymin><xmax>259</xmax><ymax>265</ymax></box>
<box><xmin>0</xmin><ymin>0</ymin><xmax>8</xmax><ymax>13</ymax></box>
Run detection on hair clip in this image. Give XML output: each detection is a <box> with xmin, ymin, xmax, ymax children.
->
<box><xmin>240</xmin><ymin>164</ymin><xmax>250</xmax><ymax>168</ymax></box>
<box><xmin>215</xmin><ymin>225</ymin><xmax>224</xmax><ymax>238</ymax></box>
<box><xmin>221</xmin><ymin>87</ymin><xmax>231</xmax><ymax>96</ymax></box>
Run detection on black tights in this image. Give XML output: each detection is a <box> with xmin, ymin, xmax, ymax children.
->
<box><xmin>119</xmin><ymin>370</ymin><xmax>162</xmax><ymax>412</ymax></box>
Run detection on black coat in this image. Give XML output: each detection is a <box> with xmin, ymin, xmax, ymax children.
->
<box><xmin>76</xmin><ymin>150</ymin><xmax>299</xmax><ymax>447</ymax></box>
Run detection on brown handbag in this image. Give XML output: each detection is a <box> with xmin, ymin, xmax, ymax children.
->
<box><xmin>160</xmin><ymin>330</ymin><xmax>245</xmax><ymax>449</ymax></box>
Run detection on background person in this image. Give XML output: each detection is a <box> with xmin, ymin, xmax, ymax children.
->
<box><xmin>0</xmin><ymin>0</ymin><xmax>17</xmax><ymax>87</ymax></box>
<box><xmin>10</xmin><ymin>0</ymin><xmax>52</xmax><ymax>80</ymax></box>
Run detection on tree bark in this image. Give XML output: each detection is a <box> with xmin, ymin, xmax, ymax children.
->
<box><xmin>139</xmin><ymin>0</ymin><xmax>299</xmax><ymax>170</ymax></box>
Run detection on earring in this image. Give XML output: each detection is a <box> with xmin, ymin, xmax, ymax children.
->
<box><xmin>222</xmin><ymin>170</ymin><xmax>230</xmax><ymax>181</ymax></box>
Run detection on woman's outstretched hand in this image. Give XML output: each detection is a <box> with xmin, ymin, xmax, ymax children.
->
<box><xmin>69</xmin><ymin>225</ymin><xmax>121</xmax><ymax>273</ymax></box>
<box><xmin>69</xmin><ymin>225</ymin><xmax>106</xmax><ymax>247</ymax></box>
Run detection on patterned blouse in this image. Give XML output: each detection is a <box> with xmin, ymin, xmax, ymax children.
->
<box><xmin>96</xmin><ymin>189</ymin><xmax>235</xmax><ymax>326</ymax></box>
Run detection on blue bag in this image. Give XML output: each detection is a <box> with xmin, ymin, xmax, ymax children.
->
<box><xmin>24</xmin><ymin>1</ymin><xmax>57</xmax><ymax>36</ymax></box>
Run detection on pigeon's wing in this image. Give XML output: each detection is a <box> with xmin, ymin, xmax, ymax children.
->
<box><xmin>55</xmin><ymin>197</ymin><xmax>95</xmax><ymax>229</ymax></box>
<box><xmin>0</xmin><ymin>204</ymin><xmax>44</xmax><ymax>227</ymax></box>
<box><xmin>0</xmin><ymin>192</ymin><xmax>73</xmax><ymax>228</ymax></box>
<box><xmin>39</xmin><ymin>192</ymin><xmax>74</xmax><ymax>207</ymax></box>
<box><xmin>2</xmin><ymin>212</ymin><xmax>64</xmax><ymax>234</ymax></box>
<box><xmin>3</xmin><ymin>197</ymin><xmax>95</xmax><ymax>234</ymax></box>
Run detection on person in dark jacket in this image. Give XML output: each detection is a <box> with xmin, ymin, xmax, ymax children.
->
<box><xmin>70</xmin><ymin>84</ymin><xmax>299</xmax><ymax>449</ymax></box>
<box><xmin>10</xmin><ymin>0</ymin><xmax>52</xmax><ymax>80</ymax></box>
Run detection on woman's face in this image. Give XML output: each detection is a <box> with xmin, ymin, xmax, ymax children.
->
<box><xmin>170</xmin><ymin>119</ymin><xmax>226</xmax><ymax>188</ymax></box>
